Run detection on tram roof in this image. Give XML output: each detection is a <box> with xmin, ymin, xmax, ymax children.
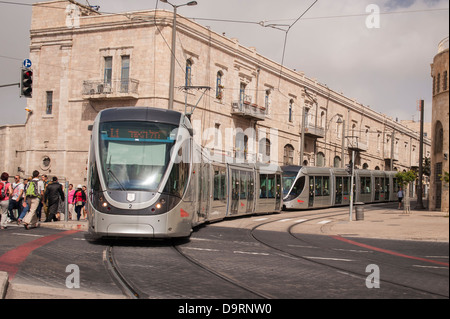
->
<box><xmin>99</xmin><ymin>107</ymin><xmax>182</xmax><ymax>126</ymax></box>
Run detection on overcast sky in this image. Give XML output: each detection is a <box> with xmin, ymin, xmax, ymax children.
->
<box><xmin>0</xmin><ymin>0</ymin><xmax>448</xmax><ymax>126</ymax></box>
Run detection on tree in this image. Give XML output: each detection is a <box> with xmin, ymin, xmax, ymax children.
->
<box><xmin>395</xmin><ymin>170</ymin><xmax>418</xmax><ymax>187</ymax></box>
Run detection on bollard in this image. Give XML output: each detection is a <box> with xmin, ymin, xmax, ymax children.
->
<box><xmin>355</xmin><ymin>202</ymin><xmax>364</xmax><ymax>221</ymax></box>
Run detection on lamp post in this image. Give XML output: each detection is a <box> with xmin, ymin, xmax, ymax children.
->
<box><xmin>160</xmin><ymin>0</ymin><xmax>198</xmax><ymax>110</ymax></box>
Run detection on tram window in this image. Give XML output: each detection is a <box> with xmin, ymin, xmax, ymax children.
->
<box><xmin>240</xmin><ymin>171</ymin><xmax>247</xmax><ymax>199</ymax></box>
<box><xmin>89</xmin><ymin>161</ymin><xmax>101</xmax><ymax>192</ymax></box>
<box><xmin>360</xmin><ymin>177</ymin><xmax>371</xmax><ymax>194</ymax></box>
<box><xmin>213</xmin><ymin>167</ymin><xmax>226</xmax><ymax>201</ymax></box>
<box><xmin>248</xmin><ymin>172</ymin><xmax>254</xmax><ymax>201</ymax></box>
<box><xmin>343</xmin><ymin>177</ymin><xmax>350</xmax><ymax>195</ymax></box>
<box><xmin>232</xmin><ymin>170</ymin><xmax>239</xmax><ymax>200</ymax></box>
<box><xmin>267</xmin><ymin>175</ymin><xmax>276</xmax><ymax>198</ymax></box>
<box><xmin>164</xmin><ymin>144</ymin><xmax>190</xmax><ymax>197</ymax></box>
<box><xmin>323</xmin><ymin>176</ymin><xmax>330</xmax><ymax>196</ymax></box>
<box><xmin>291</xmin><ymin>176</ymin><xmax>305</xmax><ymax>198</ymax></box>
<box><xmin>315</xmin><ymin>176</ymin><xmax>323</xmax><ymax>196</ymax></box>
<box><xmin>260</xmin><ymin>174</ymin><xmax>267</xmax><ymax>198</ymax></box>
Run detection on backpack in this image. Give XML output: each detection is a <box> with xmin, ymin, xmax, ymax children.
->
<box><xmin>26</xmin><ymin>180</ymin><xmax>40</xmax><ymax>198</ymax></box>
<box><xmin>0</xmin><ymin>182</ymin><xmax>8</xmax><ymax>200</ymax></box>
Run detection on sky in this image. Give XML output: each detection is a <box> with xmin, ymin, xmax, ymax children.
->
<box><xmin>0</xmin><ymin>0</ymin><xmax>448</xmax><ymax>126</ymax></box>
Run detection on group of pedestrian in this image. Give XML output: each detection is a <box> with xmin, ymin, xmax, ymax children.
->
<box><xmin>0</xmin><ymin>170</ymin><xmax>87</xmax><ymax>230</ymax></box>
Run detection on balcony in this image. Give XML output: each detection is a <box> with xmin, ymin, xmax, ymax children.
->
<box><xmin>231</xmin><ymin>96</ymin><xmax>266</xmax><ymax>121</ymax></box>
<box><xmin>303</xmin><ymin>122</ymin><xmax>325</xmax><ymax>138</ymax></box>
<box><xmin>82</xmin><ymin>79</ymin><xmax>139</xmax><ymax>100</ymax></box>
<box><xmin>347</xmin><ymin>136</ymin><xmax>368</xmax><ymax>152</ymax></box>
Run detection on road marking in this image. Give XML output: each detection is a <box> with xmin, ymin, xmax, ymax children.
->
<box><xmin>184</xmin><ymin>247</ymin><xmax>220</xmax><ymax>252</ymax></box>
<box><xmin>295</xmin><ymin>219</ymin><xmax>308</xmax><ymax>223</ymax></box>
<box><xmin>0</xmin><ymin>230</ymin><xmax>81</xmax><ymax>279</ymax></box>
<box><xmin>278</xmin><ymin>218</ymin><xmax>293</xmax><ymax>222</ymax></box>
<box><xmin>288</xmin><ymin>244</ymin><xmax>318</xmax><ymax>249</ymax></box>
<box><xmin>318</xmin><ymin>220</ymin><xmax>332</xmax><ymax>224</ymax></box>
<box><xmin>331</xmin><ymin>235</ymin><xmax>450</xmax><ymax>267</ymax></box>
<box><xmin>333</xmin><ymin>248</ymin><xmax>372</xmax><ymax>253</ymax></box>
<box><xmin>12</xmin><ymin>233</ymin><xmax>43</xmax><ymax>238</ymax></box>
<box><xmin>234</xmin><ymin>251</ymin><xmax>270</xmax><ymax>256</ymax></box>
<box><xmin>253</xmin><ymin>217</ymin><xmax>269</xmax><ymax>221</ymax></box>
<box><xmin>304</xmin><ymin>256</ymin><xmax>354</xmax><ymax>262</ymax></box>
<box><xmin>413</xmin><ymin>265</ymin><xmax>448</xmax><ymax>270</ymax></box>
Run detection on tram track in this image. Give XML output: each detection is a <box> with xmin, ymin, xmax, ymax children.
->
<box><xmin>249</xmin><ymin>206</ymin><xmax>449</xmax><ymax>298</ymax></box>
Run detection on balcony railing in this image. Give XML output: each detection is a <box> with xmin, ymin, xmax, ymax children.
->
<box><xmin>347</xmin><ymin>136</ymin><xmax>368</xmax><ymax>152</ymax></box>
<box><xmin>82</xmin><ymin>79</ymin><xmax>139</xmax><ymax>99</ymax></box>
<box><xmin>303</xmin><ymin>122</ymin><xmax>325</xmax><ymax>138</ymax></box>
<box><xmin>231</xmin><ymin>96</ymin><xmax>266</xmax><ymax>121</ymax></box>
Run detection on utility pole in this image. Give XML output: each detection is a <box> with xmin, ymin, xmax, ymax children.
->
<box><xmin>415</xmin><ymin>99</ymin><xmax>425</xmax><ymax>209</ymax></box>
<box><xmin>349</xmin><ymin>149</ymin><xmax>355</xmax><ymax>221</ymax></box>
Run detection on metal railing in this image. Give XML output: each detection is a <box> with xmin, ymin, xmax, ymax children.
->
<box><xmin>82</xmin><ymin>79</ymin><xmax>139</xmax><ymax>97</ymax></box>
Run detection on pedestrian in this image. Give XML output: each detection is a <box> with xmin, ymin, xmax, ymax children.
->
<box><xmin>23</xmin><ymin>170</ymin><xmax>45</xmax><ymax>230</ymax></box>
<box><xmin>1</xmin><ymin>172</ymin><xmax>13</xmax><ymax>230</ymax></box>
<box><xmin>37</xmin><ymin>174</ymin><xmax>49</xmax><ymax>222</ymax></box>
<box><xmin>67</xmin><ymin>184</ymin><xmax>75</xmax><ymax>220</ymax></box>
<box><xmin>72</xmin><ymin>184</ymin><xmax>86</xmax><ymax>221</ymax></box>
<box><xmin>17</xmin><ymin>178</ymin><xmax>30</xmax><ymax>224</ymax></box>
<box><xmin>8</xmin><ymin>175</ymin><xmax>24</xmax><ymax>222</ymax></box>
<box><xmin>397</xmin><ymin>187</ymin><xmax>404</xmax><ymax>209</ymax></box>
<box><xmin>44</xmin><ymin>176</ymin><xmax>65</xmax><ymax>222</ymax></box>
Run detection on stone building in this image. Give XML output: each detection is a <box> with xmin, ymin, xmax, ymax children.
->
<box><xmin>430</xmin><ymin>36</ymin><xmax>449</xmax><ymax>212</ymax></box>
<box><xmin>0</xmin><ymin>0</ymin><xmax>431</xmax><ymax>188</ymax></box>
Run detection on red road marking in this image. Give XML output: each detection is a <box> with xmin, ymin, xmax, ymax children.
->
<box><xmin>0</xmin><ymin>230</ymin><xmax>80</xmax><ymax>279</ymax></box>
<box><xmin>331</xmin><ymin>235</ymin><xmax>449</xmax><ymax>267</ymax></box>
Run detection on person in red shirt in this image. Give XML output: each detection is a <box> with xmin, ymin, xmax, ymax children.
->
<box><xmin>72</xmin><ymin>184</ymin><xmax>86</xmax><ymax>221</ymax></box>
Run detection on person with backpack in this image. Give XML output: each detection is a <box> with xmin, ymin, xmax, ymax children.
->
<box><xmin>23</xmin><ymin>170</ymin><xmax>44</xmax><ymax>230</ymax></box>
<box><xmin>1</xmin><ymin>172</ymin><xmax>13</xmax><ymax>230</ymax></box>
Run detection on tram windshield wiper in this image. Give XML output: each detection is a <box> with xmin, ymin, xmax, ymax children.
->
<box><xmin>107</xmin><ymin>168</ymin><xmax>127</xmax><ymax>192</ymax></box>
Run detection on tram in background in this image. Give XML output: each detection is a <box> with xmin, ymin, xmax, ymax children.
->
<box><xmin>86</xmin><ymin>107</ymin><xmax>282</xmax><ymax>239</ymax></box>
<box><xmin>282</xmin><ymin>165</ymin><xmax>400</xmax><ymax>210</ymax></box>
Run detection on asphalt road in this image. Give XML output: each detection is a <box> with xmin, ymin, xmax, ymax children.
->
<box><xmin>1</xmin><ymin>208</ymin><xmax>448</xmax><ymax>301</ymax></box>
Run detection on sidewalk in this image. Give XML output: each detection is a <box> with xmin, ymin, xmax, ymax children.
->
<box><xmin>312</xmin><ymin>202</ymin><xmax>449</xmax><ymax>242</ymax></box>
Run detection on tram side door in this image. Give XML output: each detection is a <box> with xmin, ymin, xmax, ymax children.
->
<box><xmin>275</xmin><ymin>174</ymin><xmax>281</xmax><ymax>210</ymax></box>
<box><xmin>247</xmin><ymin>171</ymin><xmax>254</xmax><ymax>213</ymax></box>
<box><xmin>238</xmin><ymin>171</ymin><xmax>248</xmax><ymax>215</ymax></box>
<box><xmin>308</xmin><ymin>176</ymin><xmax>314</xmax><ymax>208</ymax></box>
<box><xmin>230</xmin><ymin>169</ymin><xmax>239</xmax><ymax>215</ymax></box>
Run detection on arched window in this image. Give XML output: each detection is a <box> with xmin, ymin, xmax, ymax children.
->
<box><xmin>185</xmin><ymin>59</ymin><xmax>193</xmax><ymax>86</ymax></box>
<box><xmin>259</xmin><ymin>138</ymin><xmax>271</xmax><ymax>163</ymax></box>
<box><xmin>284</xmin><ymin>144</ymin><xmax>294</xmax><ymax>165</ymax></box>
<box><xmin>333</xmin><ymin>156</ymin><xmax>341</xmax><ymax>168</ymax></box>
<box><xmin>363</xmin><ymin>163</ymin><xmax>369</xmax><ymax>169</ymax></box>
<box><xmin>434</xmin><ymin>121</ymin><xmax>444</xmax><ymax>154</ymax></box>
<box><xmin>316</xmin><ymin>152</ymin><xmax>325</xmax><ymax>167</ymax></box>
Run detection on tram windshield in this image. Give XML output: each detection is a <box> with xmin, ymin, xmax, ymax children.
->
<box><xmin>282</xmin><ymin>172</ymin><xmax>298</xmax><ymax>196</ymax></box>
<box><xmin>99</xmin><ymin>121</ymin><xmax>178</xmax><ymax>191</ymax></box>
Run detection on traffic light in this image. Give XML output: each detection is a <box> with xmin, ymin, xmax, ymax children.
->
<box><xmin>21</xmin><ymin>68</ymin><xmax>33</xmax><ymax>98</ymax></box>
<box><xmin>345</xmin><ymin>164</ymin><xmax>353</xmax><ymax>175</ymax></box>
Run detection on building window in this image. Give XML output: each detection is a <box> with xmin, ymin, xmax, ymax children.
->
<box><xmin>259</xmin><ymin>138</ymin><xmax>271</xmax><ymax>163</ymax></box>
<box><xmin>216</xmin><ymin>71</ymin><xmax>223</xmax><ymax>99</ymax></box>
<box><xmin>333</xmin><ymin>156</ymin><xmax>341</xmax><ymax>168</ymax></box>
<box><xmin>104</xmin><ymin>56</ymin><xmax>112</xmax><ymax>85</ymax></box>
<box><xmin>46</xmin><ymin>91</ymin><xmax>53</xmax><ymax>115</ymax></box>
<box><xmin>185</xmin><ymin>59</ymin><xmax>192</xmax><ymax>86</ymax></box>
<box><xmin>239</xmin><ymin>82</ymin><xmax>247</xmax><ymax>104</ymax></box>
<box><xmin>120</xmin><ymin>55</ymin><xmax>130</xmax><ymax>92</ymax></box>
<box><xmin>444</xmin><ymin>71</ymin><xmax>448</xmax><ymax>91</ymax></box>
<box><xmin>288</xmin><ymin>99</ymin><xmax>294</xmax><ymax>122</ymax></box>
<box><xmin>316</xmin><ymin>152</ymin><xmax>325</xmax><ymax>167</ymax></box>
<box><xmin>437</xmin><ymin>73</ymin><xmax>440</xmax><ymax>93</ymax></box>
<box><xmin>265</xmin><ymin>90</ymin><xmax>271</xmax><ymax>114</ymax></box>
<box><xmin>284</xmin><ymin>144</ymin><xmax>294</xmax><ymax>165</ymax></box>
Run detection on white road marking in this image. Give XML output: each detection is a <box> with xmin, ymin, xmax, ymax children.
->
<box><xmin>12</xmin><ymin>233</ymin><xmax>43</xmax><ymax>238</ymax></box>
<box><xmin>253</xmin><ymin>217</ymin><xmax>269</xmax><ymax>221</ymax></box>
<box><xmin>234</xmin><ymin>251</ymin><xmax>270</xmax><ymax>256</ymax></box>
<box><xmin>413</xmin><ymin>265</ymin><xmax>448</xmax><ymax>270</ymax></box>
<box><xmin>278</xmin><ymin>218</ymin><xmax>293</xmax><ymax>222</ymax></box>
<box><xmin>184</xmin><ymin>247</ymin><xmax>220</xmax><ymax>252</ymax></box>
<box><xmin>317</xmin><ymin>220</ymin><xmax>332</xmax><ymax>224</ymax></box>
<box><xmin>304</xmin><ymin>256</ymin><xmax>354</xmax><ymax>262</ymax></box>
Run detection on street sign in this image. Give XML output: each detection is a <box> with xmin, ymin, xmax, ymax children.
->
<box><xmin>23</xmin><ymin>59</ymin><xmax>32</xmax><ymax>68</ymax></box>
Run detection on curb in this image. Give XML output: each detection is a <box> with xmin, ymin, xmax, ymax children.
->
<box><xmin>0</xmin><ymin>271</ymin><xmax>8</xmax><ymax>299</ymax></box>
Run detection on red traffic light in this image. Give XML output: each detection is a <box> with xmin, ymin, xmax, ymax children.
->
<box><xmin>21</xmin><ymin>68</ymin><xmax>33</xmax><ymax>97</ymax></box>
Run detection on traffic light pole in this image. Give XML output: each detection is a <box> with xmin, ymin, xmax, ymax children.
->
<box><xmin>0</xmin><ymin>83</ymin><xmax>19</xmax><ymax>88</ymax></box>
<box><xmin>349</xmin><ymin>149</ymin><xmax>355</xmax><ymax>221</ymax></box>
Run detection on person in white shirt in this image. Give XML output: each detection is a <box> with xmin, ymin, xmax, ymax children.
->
<box><xmin>8</xmin><ymin>175</ymin><xmax>24</xmax><ymax>222</ymax></box>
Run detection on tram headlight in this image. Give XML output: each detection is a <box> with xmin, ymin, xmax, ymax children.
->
<box><xmin>102</xmin><ymin>202</ymin><xmax>108</xmax><ymax>208</ymax></box>
<box><xmin>156</xmin><ymin>203</ymin><xmax>162</xmax><ymax>209</ymax></box>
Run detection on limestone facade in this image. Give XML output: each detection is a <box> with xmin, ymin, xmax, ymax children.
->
<box><xmin>430</xmin><ymin>37</ymin><xmax>449</xmax><ymax>212</ymax></box>
<box><xmin>0</xmin><ymin>0</ymin><xmax>431</xmax><ymax>189</ymax></box>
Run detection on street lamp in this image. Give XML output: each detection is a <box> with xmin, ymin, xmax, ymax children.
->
<box><xmin>161</xmin><ymin>0</ymin><xmax>198</xmax><ymax>110</ymax></box>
